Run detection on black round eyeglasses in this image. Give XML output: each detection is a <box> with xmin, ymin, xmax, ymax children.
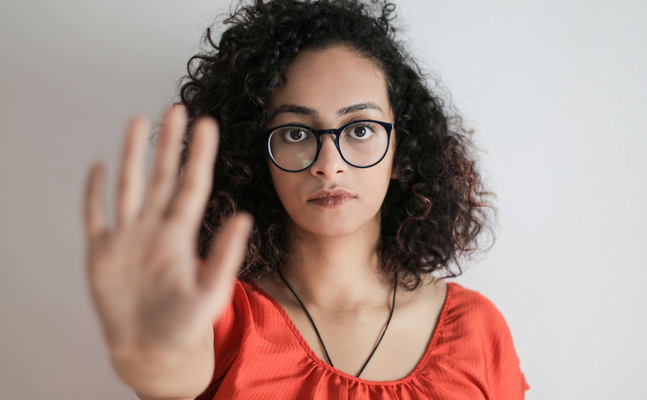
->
<box><xmin>260</xmin><ymin>119</ymin><xmax>394</xmax><ymax>173</ymax></box>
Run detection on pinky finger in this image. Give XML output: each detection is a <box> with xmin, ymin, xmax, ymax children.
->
<box><xmin>84</xmin><ymin>162</ymin><xmax>110</xmax><ymax>245</ymax></box>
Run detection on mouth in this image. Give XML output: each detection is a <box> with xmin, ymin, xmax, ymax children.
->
<box><xmin>307</xmin><ymin>194</ymin><xmax>354</xmax><ymax>207</ymax></box>
<box><xmin>307</xmin><ymin>188</ymin><xmax>354</xmax><ymax>201</ymax></box>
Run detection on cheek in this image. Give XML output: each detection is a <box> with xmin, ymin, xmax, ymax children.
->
<box><xmin>363</xmin><ymin>167</ymin><xmax>393</xmax><ymax>206</ymax></box>
<box><xmin>268</xmin><ymin>162</ymin><xmax>300</xmax><ymax>208</ymax></box>
<box><xmin>369</xmin><ymin>148</ymin><xmax>396</xmax><ymax>206</ymax></box>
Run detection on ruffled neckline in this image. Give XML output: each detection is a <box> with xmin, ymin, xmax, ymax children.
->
<box><xmin>244</xmin><ymin>279</ymin><xmax>454</xmax><ymax>386</ymax></box>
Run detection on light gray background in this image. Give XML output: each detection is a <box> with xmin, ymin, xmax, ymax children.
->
<box><xmin>1</xmin><ymin>0</ymin><xmax>645</xmax><ymax>399</ymax></box>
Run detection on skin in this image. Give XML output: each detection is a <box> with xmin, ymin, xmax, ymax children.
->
<box><xmin>257</xmin><ymin>45</ymin><xmax>447</xmax><ymax>381</ymax></box>
<box><xmin>265</xmin><ymin>44</ymin><xmax>398</xmax><ymax>309</ymax></box>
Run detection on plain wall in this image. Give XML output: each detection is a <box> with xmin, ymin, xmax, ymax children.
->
<box><xmin>1</xmin><ymin>0</ymin><xmax>645</xmax><ymax>398</ymax></box>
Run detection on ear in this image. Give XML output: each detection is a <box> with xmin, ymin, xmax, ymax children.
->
<box><xmin>391</xmin><ymin>166</ymin><xmax>398</xmax><ymax>180</ymax></box>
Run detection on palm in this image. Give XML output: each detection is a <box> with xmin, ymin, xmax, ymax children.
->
<box><xmin>83</xmin><ymin>105</ymin><xmax>252</xmax><ymax>356</ymax></box>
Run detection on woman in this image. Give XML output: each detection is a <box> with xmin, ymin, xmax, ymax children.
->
<box><xmin>83</xmin><ymin>0</ymin><xmax>529</xmax><ymax>399</ymax></box>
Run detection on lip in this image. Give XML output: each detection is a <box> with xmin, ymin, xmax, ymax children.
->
<box><xmin>307</xmin><ymin>188</ymin><xmax>355</xmax><ymax>201</ymax></box>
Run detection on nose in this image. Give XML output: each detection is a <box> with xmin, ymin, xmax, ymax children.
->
<box><xmin>310</xmin><ymin>133</ymin><xmax>348</xmax><ymax>178</ymax></box>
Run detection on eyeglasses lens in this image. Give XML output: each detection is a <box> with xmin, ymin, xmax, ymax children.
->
<box><xmin>268</xmin><ymin>121</ymin><xmax>388</xmax><ymax>171</ymax></box>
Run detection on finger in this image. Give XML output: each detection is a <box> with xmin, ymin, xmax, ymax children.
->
<box><xmin>199</xmin><ymin>212</ymin><xmax>253</xmax><ymax>301</ymax></box>
<box><xmin>142</xmin><ymin>104</ymin><xmax>187</xmax><ymax>220</ymax></box>
<box><xmin>84</xmin><ymin>161</ymin><xmax>109</xmax><ymax>245</ymax></box>
<box><xmin>116</xmin><ymin>116</ymin><xmax>149</xmax><ymax>230</ymax></box>
<box><xmin>169</xmin><ymin>116</ymin><xmax>219</xmax><ymax>231</ymax></box>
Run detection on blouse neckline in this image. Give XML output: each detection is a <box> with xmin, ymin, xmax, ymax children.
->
<box><xmin>244</xmin><ymin>279</ymin><xmax>454</xmax><ymax>386</ymax></box>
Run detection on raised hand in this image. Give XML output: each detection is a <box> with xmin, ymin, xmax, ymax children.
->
<box><xmin>83</xmin><ymin>105</ymin><xmax>252</xmax><ymax>395</ymax></box>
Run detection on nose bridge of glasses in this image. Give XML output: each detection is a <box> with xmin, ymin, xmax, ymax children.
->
<box><xmin>316</xmin><ymin>129</ymin><xmax>339</xmax><ymax>147</ymax></box>
<box><xmin>314</xmin><ymin>130</ymin><xmax>344</xmax><ymax>163</ymax></box>
<box><xmin>316</xmin><ymin>128</ymin><xmax>339</xmax><ymax>142</ymax></box>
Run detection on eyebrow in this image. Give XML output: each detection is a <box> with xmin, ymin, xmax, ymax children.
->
<box><xmin>269</xmin><ymin>102</ymin><xmax>383</xmax><ymax>120</ymax></box>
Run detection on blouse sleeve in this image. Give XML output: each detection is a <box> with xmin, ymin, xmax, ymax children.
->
<box><xmin>479</xmin><ymin>295</ymin><xmax>530</xmax><ymax>399</ymax></box>
<box><xmin>210</xmin><ymin>279</ymin><xmax>247</xmax><ymax>382</ymax></box>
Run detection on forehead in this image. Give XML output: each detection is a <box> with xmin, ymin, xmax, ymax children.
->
<box><xmin>268</xmin><ymin>45</ymin><xmax>392</xmax><ymax>121</ymax></box>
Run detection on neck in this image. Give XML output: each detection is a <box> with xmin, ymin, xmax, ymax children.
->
<box><xmin>280</xmin><ymin>214</ymin><xmax>394</xmax><ymax>312</ymax></box>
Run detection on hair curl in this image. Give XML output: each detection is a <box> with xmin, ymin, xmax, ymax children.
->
<box><xmin>172</xmin><ymin>0</ymin><xmax>495</xmax><ymax>291</ymax></box>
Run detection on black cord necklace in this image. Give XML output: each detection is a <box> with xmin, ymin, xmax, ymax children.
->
<box><xmin>277</xmin><ymin>269</ymin><xmax>397</xmax><ymax>378</ymax></box>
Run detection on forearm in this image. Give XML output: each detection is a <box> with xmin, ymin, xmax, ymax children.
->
<box><xmin>110</xmin><ymin>339</ymin><xmax>214</xmax><ymax>400</ymax></box>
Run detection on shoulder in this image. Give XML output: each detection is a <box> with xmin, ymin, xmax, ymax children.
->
<box><xmin>222</xmin><ymin>277</ymin><xmax>297</xmax><ymax>334</ymax></box>
<box><xmin>446</xmin><ymin>282</ymin><xmax>499</xmax><ymax>312</ymax></box>
<box><xmin>437</xmin><ymin>282</ymin><xmax>520</xmax><ymax>370</ymax></box>
<box><xmin>218</xmin><ymin>278</ymin><xmax>280</xmax><ymax>323</ymax></box>
<box><xmin>439</xmin><ymin>282</ymin><xmax>530</xmax><ymax>396</ymax></box>
<box><xmin>444</xmin><ymin>282</ymin><xmax>511</xmax><ymax>335</ymax></box>
<box><xmin>212</xmin><ymin>278</ymin><xmax>278</xmax><ymax>341</ymax></box>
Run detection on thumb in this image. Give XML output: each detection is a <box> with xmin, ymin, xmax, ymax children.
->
<box><xmin>199</xmin><ymin>212</ymin><xmax>253</xmax><ymax>305</ymax></box>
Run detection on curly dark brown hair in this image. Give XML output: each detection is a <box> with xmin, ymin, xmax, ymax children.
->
<box><xmin>170</xmin><ymin>0</ymin><xmax>495</xmax><ymax>291</ymax></box>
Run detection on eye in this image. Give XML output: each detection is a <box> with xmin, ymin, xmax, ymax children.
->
<box><xmin>344</xmin><ymin>122</ymin><xmax>376</xmax><ymax>140</ymax></box>
<box><xmin>278</xmin><ymin>127</ymin><xmax>312</xmax><ymax>143</ymax></box>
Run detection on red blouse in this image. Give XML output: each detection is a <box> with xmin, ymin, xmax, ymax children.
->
<box><xmin>196</xmin><ymin>278</ymin><xmax>529</xmax><ymax>399</ymax></box>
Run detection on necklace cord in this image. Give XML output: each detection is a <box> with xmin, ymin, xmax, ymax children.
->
<box><xmin>277</xmin><ymin>269</ymin><xmax>397</xmax><ymax>378</ymax></box>
<box><xmin>277</xmin><ymin>270</ymin><xmax>334</xmax><ymax>367</ymax></box>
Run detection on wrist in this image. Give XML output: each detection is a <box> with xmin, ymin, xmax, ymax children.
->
<box><xmin>109</xmin><ymin>340</ymin><xmax>213</xmax><ymax>398</ymax></box>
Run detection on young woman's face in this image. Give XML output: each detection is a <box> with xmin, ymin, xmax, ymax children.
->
<box><xmin>265</xmin><ymin>45</ymin><xmax>396</xmax><ymax>237</ymax></box>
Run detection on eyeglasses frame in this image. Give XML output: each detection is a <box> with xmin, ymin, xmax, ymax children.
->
<box><xmin>260</xmin><ymin>119</ymin><xmax>395</xmax><ymax>173</ymax></box>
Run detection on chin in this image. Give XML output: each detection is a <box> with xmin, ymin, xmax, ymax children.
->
<box><xmin>308</xmin><ymin>225</ymin><xmax>359</xmax><ymax>237</ymax></box>
<box><xmin>289</xmin><ymin>211</ymin><xmax>377</xmax><ymax>238</ymax></box>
